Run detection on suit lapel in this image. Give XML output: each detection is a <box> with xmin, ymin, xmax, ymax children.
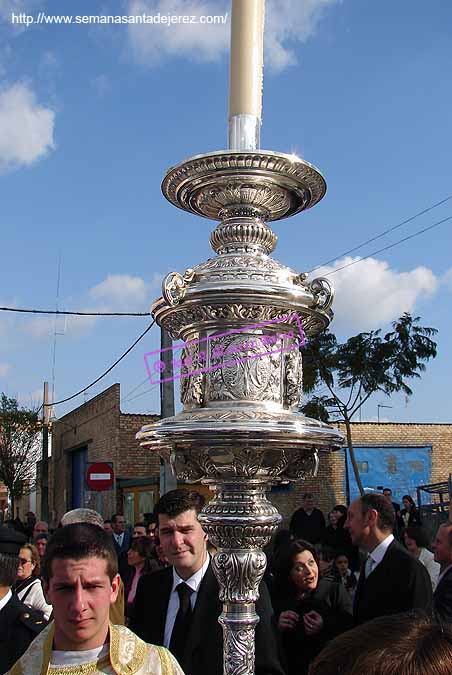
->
<box><xmin>187</xmin><ymin>563</ymin><xmax>221</xmax><ymax>649</ymax></box>
<box><xmin>354</xmin><ymin>541</ymin><xmax>398</xmax><ymax>611</ymax></box>
<box><xmin>435</xmin><ymin>565</ymin><xmax>452</xmax><ymax>597</ymax></box>
<box><xmin>154</xmin><ymin>568</ymin><xmax>174</xmax><ymax>644</ymax></box>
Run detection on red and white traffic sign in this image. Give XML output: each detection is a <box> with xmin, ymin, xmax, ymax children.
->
<box><xmin>86</xmin><ymin>462</ymin><xmax>114</xmax><ymax>491</ymax></box>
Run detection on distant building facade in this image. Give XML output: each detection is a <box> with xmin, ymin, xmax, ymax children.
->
<box><xmin>48</xmin><ymin>386</ymin><xmax>452</xmax><ymax>527</ymax></box>
<box><xmin>50</xmin><ymin>384</ymin><xmax>160</xmax><ymax>525</ymax></box>
<box><xmin>280</xmin><ymin>422</ymin><xmax>452</xmax><ymax>523</ymax></box>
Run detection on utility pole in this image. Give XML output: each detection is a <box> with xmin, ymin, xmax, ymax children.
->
<box><xmin>159</xmin><ymin>328</ymin><xmax>177</xmax><ymax>495</ymax></box>
<box><xmin>40</xmin><ymin>381</ymin><xmax>50</xmax><ymax>522</ymax></box>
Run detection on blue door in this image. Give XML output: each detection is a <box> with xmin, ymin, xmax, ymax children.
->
<box><xmin>344</xmin><ymin>446</ymin><xmax>432</xmax><ymax>505</ymax></box>
<box><xmin>71</xmin><ymin>447</ymin><xmax>87</xmax><ymax>508</ymax></box>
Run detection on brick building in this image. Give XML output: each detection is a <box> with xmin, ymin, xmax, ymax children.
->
<box><xmin>49</xmin><ymin>385</ymin><xmax>452</xmax><ymax>528</ymax></box>
<box><xmin>279</xmin><ymin>422</ymin><xmax>452</xmax><ymax>524</ymax></box>
<box><xmin>50</xmin><ymin>384</ymin><xmax>160</xmax><ymax>526</ymax></box>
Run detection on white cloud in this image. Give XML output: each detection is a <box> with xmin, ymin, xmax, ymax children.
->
<box><xmin>265</xmin><ymin>0</ymin><xmax>339</xmax><ymax>72</ymax></box>
<box><xmin>313</xmin><ymin>257</ymin><xmax>438</xmax><ymax>332</ymax></box>
<box><xmin>0</xmin><ymin>363</ymin><xmax>11</xmax><ymax>377</ymax></box>
<box><xmin>89</xmin><ymin>274</ymin><xmax>150</xmax><ymax>309</ymax></box>
<box><xmin>0</xmin><ymin>82</ymin><xmax>55</xmax><ymax>173</ymax></box>
<box><xmin>0</xmin><ymin>0</ymin><xmax>32</xmax><ymax>22</ymax></box>
<box><xmin>24</xmin><ymin>273</ymin><xmax>162</xmax><ymax>341</ymax></box>
<box><xmin>127</xmin><ymin>0</ymin><xmax>229</xmax><ymax>65</ymax></box>
<box><xmin>25</xmin><ymin>313</ymin><xmax>98</xmax><ymax>340</ymax></box>
<box><xmin>126</xmin><ymin>0</ymin><xmax>339</xmax><ymax>71</ymax></box>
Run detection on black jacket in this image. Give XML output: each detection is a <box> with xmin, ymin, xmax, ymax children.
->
<box><xmin>130</xmin><ymin>562</ymin><xmax>285</xmax><ymax>675</ymax></box>
<box><xmin>398</xmin><ymin>508</ymin><xmax>422</xmax><ymax>530</ymax></box>
<box><xmin>272</xmin><ymin>578</ymin><xmax>353</xmax><ymax>675</ymax></box>
<box><xmin>0</xmin><ymin>593</ymin><xmax>46</xmax><ymax>674</ymax></box>
<box><xmin>433</xmin><ymin>566</ymin><xmax>452</xmax><ymax>624</ymax></box>
<box><xmin>321</xmin><ymin>526</ymin><xmax>360</xmax><ymax>571</ymax></box>
<box><xmin>289</xmin><ymin>508</ymin><xmax>325</xmax><ymax>544</ymax></box>
<box><xmin>354</xmin><ymin>539</ymin><xmax>432</xmax><ymax>625</ymax></box>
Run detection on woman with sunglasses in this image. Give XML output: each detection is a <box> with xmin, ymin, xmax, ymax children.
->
<box><xmin>13</xmin><ymin>543</ymin><xmax>52</xmax><ymax>620</ymax></box>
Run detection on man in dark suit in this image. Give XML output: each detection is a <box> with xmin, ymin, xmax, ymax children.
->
<box><xmin>111</xmin><ymin>513</ymin><xmax>132</xmax><ymax>556</ymax></box>
<box><xmin>345</xmin><ymin>493</ymin><xmax>432</xmax><ymax>625</ymax></box>
<box><xmin>0</xmin><ymin>528</ymin><xmax>45</xmax><ymax>674</ymax></box>
<box><xmin>130</xmin><ymin>490</ymin><xmax>285</xmax><ymax>675</ymax></box>
<box><xmin>432</xmin><ymin>523</ymin><xmax>452</xmax><ymax>623</ymax></box>
<box><xmin>289</xmin><ymin>492</ymin><xmax>325</xmax><ymax>544</ymax></box>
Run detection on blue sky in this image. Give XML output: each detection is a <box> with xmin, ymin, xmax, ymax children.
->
<box><xmin>0</xmin><ymin>0</ymin><xmax>451</xmax><ymax>424</ymax></box>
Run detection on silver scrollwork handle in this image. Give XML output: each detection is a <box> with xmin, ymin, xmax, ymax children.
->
<box><xmin>309</xmin><ymin>276</ymin><xmax>335</xmax><ymax>311</ymax></box>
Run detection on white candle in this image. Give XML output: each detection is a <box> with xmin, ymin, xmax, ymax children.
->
<box><xmin>229</xmin><ymin>0</ymin><xmax>265</xmax><ymax>121</ymax></box>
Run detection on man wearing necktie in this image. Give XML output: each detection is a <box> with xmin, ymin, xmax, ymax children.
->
<box><xmin>130</xmin><ymin>490</ymin><xmax>285</xmax><ymax>675</ymax></box>
<box><xmin>346</xmin><ymin>493</ymin><xmax>432</xmax><ymax>625</ymax></box>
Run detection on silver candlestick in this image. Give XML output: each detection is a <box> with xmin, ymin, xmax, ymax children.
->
<box><xmin>137</xmin><ymin>150</ymin><xmax>344</xmax><ymax>675</ymax></box>
<box><xmin>138</xmin><ymin>2</ymin><xmax>343</xmax><ymax>674</ymax></box>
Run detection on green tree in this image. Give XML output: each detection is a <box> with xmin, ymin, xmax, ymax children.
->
<box><xmin>0</xmin><ymin>393</ymin><xmax>41</xmax><ymax>516</ymax></box>
<box><xmin>301</xmin><ymin>313</ymin><xmax>438</xmax><ymax>495</ymax></box>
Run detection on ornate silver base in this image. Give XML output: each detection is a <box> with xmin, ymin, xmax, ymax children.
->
<box><xmin>201</xmin><ymin>483</ymin><xmax>280</xmax><ymax>675</ymax></box>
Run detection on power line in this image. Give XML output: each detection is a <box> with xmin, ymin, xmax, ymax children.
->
<box><xmin>125</xmin><ymin>382</ymin><xmax>160</xmax><ymax>404</ymax></box>
<box><xmin>308</xmin><ymin>194</ymin><xmax>452</xmax><ymax>274</ymax></box>
<box><xmin>0</xmin><ymin>307</ymin><xmax>150</xmax><ymax>316</ymax></box>
<box><xmin>322</xmin><ymin>215</ymin><xmax>452</xmax><ymax>277</ymax></box>
<box><xmin>42</xmin><ymin>319</ymin><xmax>156</xmax><ymax>410</ymax></box>
<box><xmin>121</xmin><ymin>376</ymin><xmax>152</xmax><ymax>402</ymax></box>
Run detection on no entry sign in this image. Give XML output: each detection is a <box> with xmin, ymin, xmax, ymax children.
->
<box><xmin>86</xmin><ymin>462</ymin><xmax>114</xmax><ymax>491</ymax></box>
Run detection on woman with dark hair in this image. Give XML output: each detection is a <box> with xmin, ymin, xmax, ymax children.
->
<box><xmin>322</xmin><ymin>505</ymin><xmax>359</xmax><ymax>570</ymax></box>
<box><xmin>400</xmin><ymin>495</ymin><xmax>422</xmax><ymax>528</ymax></box>
<box><xmin>13</xmin><ymin>543</ymin><xmax>52</xmax><ymax>620</ymax></box>
<box><xmin>124</xmin><ymin>536</ymin><xmax>160</xmax><ymax>623</ymax></box>
<box><xmin>404</xmin><ymin>526</ymin><xmax>440</xmax><ymax>590</ymax></box>
<box><xmin>272</xmin><ymin>539</ymin><xmax>353</xmax><ymax>675</ymax></box>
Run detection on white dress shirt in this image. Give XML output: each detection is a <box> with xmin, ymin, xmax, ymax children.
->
<box><xmin>114</xmin><ymin>532</ymin><xmax>124</xmax><ymax>548</ymax></box>
<box><xmin>366</xmin><ymin>534</ymin><xmax>394</xmax><ymax>576</ymax></box>
<box><xmin>0</xmin><ymin>589</ymin><xmax>12</xmax><ymax>612</ymax></box>
<box><xmin>163</xmin><ymin>555</ymin><xmax>210</xmax><ymax>648</ymax></box>
<box><xmin>418</xmin><ymin>547</ymin><xmax>440</xmax><ymax>590</ymax></box>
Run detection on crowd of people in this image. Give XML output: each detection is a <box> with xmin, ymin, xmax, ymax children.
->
<box><xmin>1</xmin><ymin>488</ymin><xmax>452</xmax><ymax>674</ymax></box>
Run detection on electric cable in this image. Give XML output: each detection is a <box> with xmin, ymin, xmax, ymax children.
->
<box><xmin>40</xmin><ymin>319</ymin><xmax>156</xmax><ymax>410</ymax></box>
<box><xmin>121</xmin><ymin>376</ymin><xmax>153</xmax><ymax>403</ymax></box>
<box><xmin>308</xmin><ymin>193</ymin><xmax>452</xmax><ymax>274</ymax></box>
<box><xmin>125</xmin><ymin>382</ymin><xmax>161</xmax><ymax>404</ymax></box>
<box><xmin>321</xmin><ymin>215</ymin><xmax>452</xmax><ymax>277</ymax></box>
<box><xmin>0</xmin><ymin>307</ymin><xmax>150</xmax><ymax>316</ymax></box>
